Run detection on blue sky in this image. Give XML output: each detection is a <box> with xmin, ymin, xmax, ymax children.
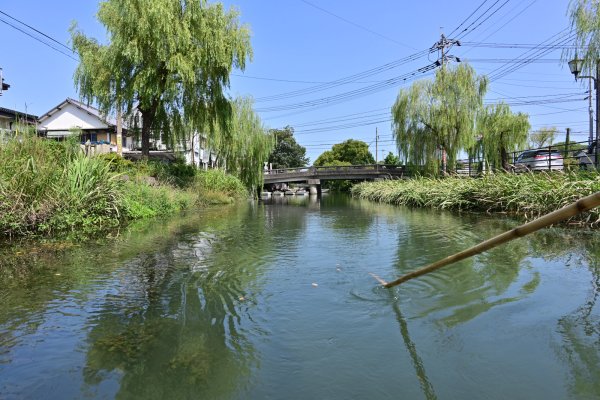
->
<box><xmin>0</xmin><ymin>0</ymin><xmax>589</xmax><ymax>162</ymax></box>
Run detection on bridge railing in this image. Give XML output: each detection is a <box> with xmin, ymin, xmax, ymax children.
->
<box><xmin>264</xmin><ymin>164</ymin><xmax>407</xmax><ymax>175</ymax></box>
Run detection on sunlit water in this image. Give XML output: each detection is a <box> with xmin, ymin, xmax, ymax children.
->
<box><xmin>1</xmin><ymin>194</ymin><xmax>599</xmax><ymax>399</ymax></box>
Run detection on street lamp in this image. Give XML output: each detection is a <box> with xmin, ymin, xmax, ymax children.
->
<box><xmin>569</xmin><ymin>58</ymin><xmax>600</xmax><ymax>169</ymax></box>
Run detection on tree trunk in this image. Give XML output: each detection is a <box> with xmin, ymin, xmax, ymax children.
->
<box><xmin>500</xmin><ymin>147</ymin><xmax>510</xmax><ymax>171</ymax></box>
<box><xmin>141</xmin><ymin>112</ymin><xmax>151</xmax><ymax>158</ymax></box>
<box><xmin>140</xmin><ymin>100</ymin><xmax>159</xmax><ymax>158</ymax></box>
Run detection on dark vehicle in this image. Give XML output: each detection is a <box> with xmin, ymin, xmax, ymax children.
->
<box><xmin>514</xmin><ymin>149</ymin><xmax>564</xmax><ymax>172</ymax></box>
<box><xmin>576</xmin><ymin>142</ymin><xmax>597</xmax><ymax>170</ymax></box>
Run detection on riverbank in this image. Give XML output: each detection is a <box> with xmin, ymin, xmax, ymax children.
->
<box><xmin>0</xmin><ymin>136</ymin><xmax>247</xmax><ymax>237</ymax></box>
<box><xmin>351</xmin><ymin>172</ymin><xmax>600</xmax><ymax>226</ymax></box>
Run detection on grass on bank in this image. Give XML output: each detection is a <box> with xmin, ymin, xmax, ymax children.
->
<box><xmin>351</xmin><ymin>172</ymin><xmax>600</xmax><ymax>226</ymax></box>
<box><xmin>0</xmin><ymin>135</ymin><xmax>247</xmax><ymax>237</ymax></box>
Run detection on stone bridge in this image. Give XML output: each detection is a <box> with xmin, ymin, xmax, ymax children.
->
<box><xmin>263</xmin><ymin>164</ymin><xmax>411</xmax><ymax>194</ymax></box>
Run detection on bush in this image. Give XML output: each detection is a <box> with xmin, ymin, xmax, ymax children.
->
<box><xmin>351</xmin><ymin>172</ymin><xmax>600</xmax><ymax>226</ymax></box>
<box><xmin>193</xmin><ymin>169</ymin><xmax>247</xmax><ymax>202</ymax></box>
<box><xmin>0</xmin><ymin>136</ymin><xmax>248</xmax><ymax>237</ymax></box>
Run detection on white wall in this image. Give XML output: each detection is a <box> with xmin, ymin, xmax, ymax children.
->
<box><xmin>39</xmin><ymin>103</ymin><xmax>109</xmax><ymax>130</ymax></box>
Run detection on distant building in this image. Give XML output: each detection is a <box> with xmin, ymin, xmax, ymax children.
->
<box><xmin>37</xmin><ymin>98</ymin><xmax>133</xmax><ymax>150</ymax></box>
<box><xmin>0</xmin><ymin>68</ymin><xmax>9</xmax><ymax>94</ymax></box>
<box><xmin>0</xmin><ymin>107</ymin><xmax>38</xmax><ymax>137</ymax></box>
<box><xmin>37</xmin><ymin>97</ymin><xmax>216</xmax><ymax>166</ymax></box>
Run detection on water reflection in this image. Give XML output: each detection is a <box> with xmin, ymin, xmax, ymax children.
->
<box><xmin>554</xmin><ymin>236</ymin><xmax>600</xmax><ymax>398</ymax></box>
<box><xmin>82</xmin><ymin>236</ymin><xmax>254</xmax><ymax>399</ymax></box>
<box><xmin>1</xmin><ymin>196</ymin><xmax>600</xmax><ymax>399</ymax></box>
<box><xmin>390</xmin><ymin>297</ymin><xmax>438</xmax><ymax>400</ymax></box>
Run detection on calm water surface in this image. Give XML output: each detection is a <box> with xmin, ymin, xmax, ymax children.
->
<box><xmin>1</xmin><ymin>194</ymin><xmax>599</xmax><ymax>399</ymax></box>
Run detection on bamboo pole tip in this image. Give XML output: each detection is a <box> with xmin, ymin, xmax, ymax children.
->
<box><xmin>369</xmin><ymin>272</ymin><xmax>389</xmax><ymax>286</ymax></box>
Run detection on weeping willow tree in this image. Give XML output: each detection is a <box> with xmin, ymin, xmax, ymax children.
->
<box><xmin>71</xmin><ymin>0</ymin><xmax>252</xmax><ymax>157</ymax></box>
<box><xmin>565</xmin><ymin>1</ymin><xmax>600</xmax><ymax>75</ymax></box>
<box><xmin>209</xmin><ymin>98</ymin><xmax>274</xmax><ymax>192</ymax></box>
<box><xmin>391</xmin><ymin>64</ymin><xmax>488</xmax><ymax>175</ymax></box>
<box><xmin>477</xmin><ymin>102</ymin><xmax>530</xmax><ymax>171</ymax></box>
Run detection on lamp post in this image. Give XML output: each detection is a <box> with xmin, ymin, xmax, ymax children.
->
<box><xmin>569</xmin><ymin>58</ymin><xmax>600</xmax><ymax>169</ymax></box>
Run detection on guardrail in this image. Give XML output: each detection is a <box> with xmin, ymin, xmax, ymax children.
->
<box><xmin>264</xmin><ymin>140</ymin><xmax>598</xmax><ymax>181</ymax></box>
<box><xmin>455</xmin><ymin>140</ymin><xmax>597</xmax><ymax>174</ymax></box>
<box><xmin>264</xmin><ymin>164</ymin><xmax>408</xmax><ymax>175</ymax></box>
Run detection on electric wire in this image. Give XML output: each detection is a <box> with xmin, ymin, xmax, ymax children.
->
<box><xmin>254</xmin><ymin>49</ymin><xmax>431</xmax><ymax>103</ymax></box>
<box><xmin>0</xmin><ymin>16</ymin><xmax>77</xmax><ymax>61</ymax></box>
<box><xmin>298</xmin><ymin>0</ymin><xmax>416</xmax><ymax>49</ymax></box>
<box><xmin>0</xmin><ymin>10</ymin><xmax>72</xmax><ymax>52</ymax></box>
<box><xmin>448</xmin><ymin>0</ymin><xmax>491</xmax><ymax>37</ymax></box>
<box><xmin>255</xmin><ymin>63</ymin><xmax>438</xmax><ymax>113</ymax></box>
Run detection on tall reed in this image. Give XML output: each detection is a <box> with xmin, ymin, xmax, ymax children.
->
<box><xmin>351</xmin><ymin>172</ymin><xmax>600</xmax><ymax>225</ymax></box>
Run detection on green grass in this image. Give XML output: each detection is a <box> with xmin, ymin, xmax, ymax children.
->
<box><xmin>0</xmin><ymin>135</ymin><xmax>247</xmax><ymax>237</ymax></box>
<box><xmin>351</xmin><ymin>172</ymin><xmax>600</xmax><ymax>226</ymax></box>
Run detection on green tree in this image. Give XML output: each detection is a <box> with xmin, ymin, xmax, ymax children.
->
<box><xmin>268</xmin><ymin>126</ymin><xmax>309</xmax><ymax>168</ymax></box>
<box><xmin>529</xmin><ymin>127</ymin><xmax>557</xmax><ymax>148</ymax></box>
<box><xmin>71</xmin><ymin>0</ymin><xmax>252</xmax><ymax>157</ymax></box>
<box><xmin>477</xmin><ymin>102</ymin><xmax>530</xmax><ymax>170</ymax></box>
<box><xmin>565</xmin><ymin>1</ymin><xmax>600</xmax><ymax>77</ymax></box>
<box><xmin>213</xmin><ymin>98</ymin><xmax>274</xmax><ymax>191</ymax></box>
<box><xmin>383</xmin><ymin>152</ymin><xmax>400</xmax><ymax>166</ymax></box>
<box><xmin>391</xmin><ymin>63</ymin><xmax>488</xmax><ymax>174</ymax></box>
<box><xmin>314</xmin><ymin>139</ymin><xmax>375</xmax><ymax>166</ymax></box>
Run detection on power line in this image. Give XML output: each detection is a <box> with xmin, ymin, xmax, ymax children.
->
<box><xmin>255</xmin><ymin>49</ymin><xmax>430</xmax><ymax>103</ymax></box>
<box><xmin>448</xmin><ymin>0</ymin><xmax>491</xmax><ymax>37</ymax></box>
<box><xmin>487</xmin><ymin>29</ymin><xmax>574</xmax><ymax>81</ymax></box>
<box><xmin>0</xmin><ymin>9</ymin><xmax>72</xmax><ymax>52</ymax></box>
<box><xmin>0</xmin><ymin>16</ymin><xmax>77</xmax><ymax>61</ymax></box>
<box><xmin>466</xmin><ymin>58</ymin><xmax>562</xmax><ymax>63</ymax></box>
<box><xmin>298</xmin><ymin>0</ymin><xmax>416</xmax><ymax>49</ymax></box>
<box><xmin>461</xmin><ymin>1</ymin><xmax>537</xmax><ymax>46</ymax></box>
<box><xmin>231</xmin><ymin>74</ymin><xmax>388</xmax><ymax>85</ymax></box>
<box><xmin>456</xmin><ymin>0</ymin><xmax>511</xmax><ymax>41</ymax></box>
<box><xmin>255</xmin><ymin>64</ymin><xmax>438</xmax><ymax>113</ymax></box>
<box><xmin>462</xmin><ymin>41</ymin><xmax>578</xmax><ymax>49</ymax></box>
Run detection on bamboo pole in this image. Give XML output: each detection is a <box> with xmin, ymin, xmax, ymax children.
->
<box><xmin>378</xmin><ymin>191</ymin><xmax>600</xmax><ymax>289</ymax></box>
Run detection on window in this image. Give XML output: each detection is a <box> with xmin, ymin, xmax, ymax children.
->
<box><xmin>81</xmin><ymin>133</ymin><xmax>97</xmax><ymax>143</ymax></box>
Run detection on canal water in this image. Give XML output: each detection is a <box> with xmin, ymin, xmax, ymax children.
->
<box><xmin>0</xmin><ymin>195</ymin><xmax>599</xmax><ymax>399</ymax></box>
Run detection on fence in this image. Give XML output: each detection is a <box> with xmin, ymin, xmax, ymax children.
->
<box><xmin>453</xmin><ymin>140</ymin><xmax>597</xmax><ymax>176</ymax></box>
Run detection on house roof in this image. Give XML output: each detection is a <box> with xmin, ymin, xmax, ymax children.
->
<box><xmin>0</xmin><ymin>106</ymin><xmax>38</xmax><ymax>122</ymax></box>
<box><xmin>38</xmin><ymin>98</ymin><xmax>119</xmax><ymax>127</ymax></box>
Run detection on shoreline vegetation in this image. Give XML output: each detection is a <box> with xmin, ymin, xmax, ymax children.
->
<box><xmin>351</xmin><ymin>172</ymin><xmax>600</xmax><ymax>227</ymax></box>
<box><xmin>0</xmin><ymin>136</ymin><xmax>247</xmax><ymax>238</ymax></box>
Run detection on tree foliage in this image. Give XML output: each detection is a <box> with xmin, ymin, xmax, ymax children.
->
<box><xmin>268</xmin><ymin>126</ymin><xmax>309</xmax><ymax>168</ymax></box>
<box><xmin>565</xmin><ymin>1</ymin><xmax>600</xmax><ymax>76</ymax></box>
<box><xmin>383</xmin><ymin>152</ymin><xmax>401</xmax><ymax>166</ymax></box>
<box><xmin>477</xmin><ymin>102</ymin><xmax>530</xmax><ymax>170</ymax></box>
<box><xmin>212</xmin><ymin>98</ymin><xmax>274</xmax><ymax>191</ymax></box>
<box><xmin>529</xmin><ymin>127</ymin><xmax>557</xmax><ymax>148</ymax></box>
<box><xmin>313</xmin><ymin>139</ymin><xmax>375</xmax><ymax>166</ymax></box>
<box><xmin>71</xmin><ymin>0</ymin><xmax>252</xmax><ymax>156</ymax></box>
<box><xmin>391</xmin><ymin>63</ymin><xmax>488</xmax><ymax>174</ymax></box>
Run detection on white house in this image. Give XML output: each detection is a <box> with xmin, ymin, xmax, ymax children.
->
<box><xmin>37</xmin><ymin>98</ymin><xmax>133</xmax><ymax>150</ymax></box>
<box><xmin>38</xmin><ymin>98</ymin><xmax>218</xmax><ymax>166</ymax></box>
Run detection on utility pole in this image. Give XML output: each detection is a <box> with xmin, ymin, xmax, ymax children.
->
<box><xmin>116</xmin><ymin>107</ymin><xmax>123</xmax><ymax>156</ymax></box>
<box><xmin>590</xmin><ymin>77</ymin><xmax>594</xmax><ymax>147</ymax></box>
<box><xmin>431</xmin><ymin>33</ymin><xmax>461</xmax><ymax>68</ymax></box>
<box><xmin>566</xmin><ymin>128</ymin><xmax>571</xmax><ymax>171</ymax></box>
<box><xmin>375</xmin><ymin>127</ymin><xmax>379</xmax><ymax>170</ymax></box>
<box><xmin>568</xmin><ymin>57</ymin><xmax>600</xmax><ymax>169</ymax></box>
<box><xmin>596</xmin><ymin>62</ymin><xmax>600</xmax><ymax>170</ymax></box>
<box><xmin>431</xmin><ymin>33</ymin><xmax>460</xmax><ymax>174</ymax></box>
